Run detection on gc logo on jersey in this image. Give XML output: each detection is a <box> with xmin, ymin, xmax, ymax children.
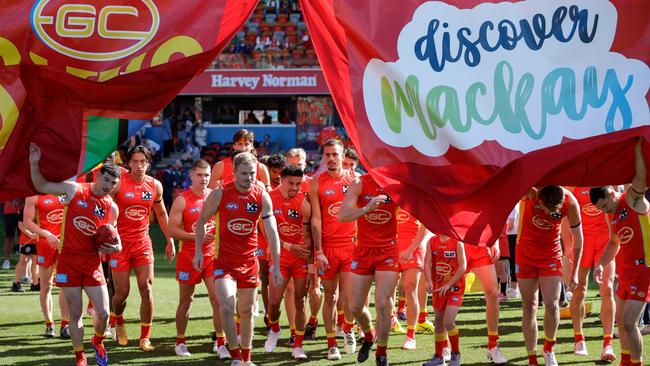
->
<box><xmin>227</xmin><ymin>218</ymin><xmax>254</xmax><ymax>235</ymax></box>
<box><xmin>73</xmin><ymin>216</ymin><xmax>98</xmax><ymax>236</ymax></box>
<box><xmin>278</xmin><ymin>222</ymin><xmax>301</xmax><ymax>236</ymax></box>
<box><xmin>532</xmin><ymin>215</ymin><xmax>552</xmax><ymax>230</ymax></box>
<box><xmin>30</xmin><ymin>0</ymin><xmax>161</xmax><ymax>61</ymax></box>
<box><xmin>365</xmin><ymin>209</ymin><xmax>392</xmax><ymax>224</ymax></box>
<box><xmin>617</xmin><ymin>226</ymin><xmax>634</xmax><ymax>245</ymax></box>
<box><xmin>125</xmin><ymin>205</ymin><xmax>147</xmax><ymax>220</ymax></box>
<box><xmin>327</xmin><ymin>202</ymin><xmax>342</xmax><ymax>216</ymax></box>
<box><xmin>46</xmin><ymin>208</ymin><xmax>65</xmax><ymax>224</ymax></box>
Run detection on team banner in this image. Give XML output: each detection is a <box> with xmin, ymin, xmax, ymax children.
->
<box><xmin>0</xmin><ymin>0</ymin><xmax>258</xmax><ymax>200</ymax></box>
<box><xmin>301</xmin><ymin>0</ymin><xmax>650</xmax><ymax>244</ymax></box>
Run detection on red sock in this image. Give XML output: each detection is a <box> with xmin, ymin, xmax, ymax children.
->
<box><xmin>630</xmin><ymin>360</ymin><xmax>641</xmax><ymax>366</ymax></box>
<box><xmin>343</xmin><ymin>319</ymin><xmax>354</xmax><ymax>333</ymax></box>
<box><xmin>308</xmin><ymin>316</ymin><xmax>318</xmax><ymax>326</ymax></box>
<box><xmin>543</xmin><ymin>338</ymin><xmax>555</xmax><ymax>353</ymax></box>
<box><xmin>528</xmin><ymin>354</ymin><xmax>539</xmax><ymax>365</ymax></box>
<box><xmin>442</xmin><ymin>338</ymin><xmax>449</xmax><ymax>350</ymax></box>
<box><xmin>574</xmin><ymin>333</ymin><xmax>584</xmax><ymax>343</ymax></box>
<box><xmin>418</xmin><ymin>311</ymin><xmax>428</xmax><ymax>323</ymax></box>
<box><xmin>74</xmin><ymin>349</ymin><xmax>86</xmax><ymax>363</ymax></box>
<box><xmin>621</xmin><ymin>351</ymin><xmax>631</xmax><ymax>365</ymax></box>
<box><xmin>602</xmin><ymin>335</ymin><xmax>612</xmax><ymax>348</ymax></box>
<box><xmin>176</xmin><ymin>336</ymin><xmax>185</xmax><ymax>345</ymax></box>
<box><xmin>140</xmin><ymin>323</ymin><xmax>151</xmax><ymax>340</ymax></box>
<box><xmin>45</xmin><ymin>320</ymin><xmax>54</xmax><ymax>327</ymax></box>
<box><xmin>488</xmin><ymin>332</ymin><xmax>499</xmax><ymax>349</ymax></box>
<box><xmin>270</xmin><ymin>318</ymin><xmax>281</xmax><ymax>333</ymax></box>
<box><xmin>448</xmin><ymin>327</ymin><xmax>460</xmax><ymax>353</ymax></box>
<box><xmin>376</xmin><ymin>344</ymin><xmax>387</xmax><ymax>357</ymax></box>
<box><xmin>241</xmin><ymin>347</ymin><xmax>251</xmax><ymax>362</ymax></box>
<box><xmin>216</xmin><ymin>333</ymin><xmax>226</xmax><ymax>347</ymax></box>
<box><xmin>91</xmin><ymin>333</ymin><xmax>105</xmax><ymax>347</ymax></box>
<box><xmin>228</xmin><ymin>346</ymin><xmax>241</xmax><ymax>361</ymax></box>
<box><xmin>397</xmin><ymin>297</ymin><xmax>406</xmax><ymax>312</ymax></box>
<box><xmin>337</xmin><ymin>311</ymin><xmax>344</xmax><ymax>328</ymax></box>
<box><xmin>294</xmin><ymin>331</ymin><xmax>304</xmax><ymax>348</ymax></box>
<box><xmin>327</xmin><ymin>333</ymin><xmax>337</xmax><ymax>348</ymax></box>
<box><xmin>363</xmin><ymin>328</ymin><xmax>375</xmax><ymax>343</ymax></box>
<box><xmin>109</xmin><ymin>313</ymin><xmax>116</xmax><ymax>327</ymax></box>
<box><xmin>61</xmin><ymin>319</ymin><xmax>70</xmax><ymax>328</ymax></box>
<box><xmin>406</xmin><ymin>326</ymin><xmax>415</xmax><ymax>339</ymax></box>
<box><xmin>115</xmin><ymin>315</ymin><xmax>125</xmax><ymax>326</ymax></box>
<box><xmin>435</xmin><ymin>340</ymin><xmax>445</xmax><ymax>358</ymax></box>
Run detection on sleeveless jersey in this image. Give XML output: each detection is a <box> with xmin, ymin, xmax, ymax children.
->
<box><xmin>430</xmin><ymin>236</ymin><xmax>463</xmax><ymax>288</ymax></box>
<box><xmin>35</xmin><ymin>194</ymin><xmax>66</xmax><ymax>247</ymax></box>
<box><xmin>317</xmin><ymin>169</ymin><xmax>356</xmax><ymax>247</ymax></box>
<box><xmin>397</xmin><ymin>209</ymin><xmax>420</xmax><ymax>250</ymax></box>
<box><xmin>271</xmin><ymin>188</ymin><xmax>306</xmax><ymax>262</ymax></box>
<box><xmin>216</xmin><ymin>182</ymin><xmax>264</xmax><ymax>260</ymax></box>
<box><xmin>609</xmin><ymin>191</ymin><xmax>650</xmax><ymax>271</ymax></box>
<box><xmin>517</xmin><ymin>191</ymin><xmax>570</xmax><ymax>264</ymax></box>
<box><xmin>114</xmin><ymin>174</ymin><xmax>156</xmax><ymax>242</ymax></box>
<box><xmin>60</xmin><ymin>183</ymin><xmax>113</xmax><ymax>254</ymax></box>
<box><xmin>356</xmin><ymin>174</ymin><xmax>398</xmax><ymax>247</ymax></box>
<box><xmin>180</xmin><ymin>188</ymin><xmax>215</xmax><ymax>257</ymax></box>
<box><xmin>572</xmin><ymin>187</ymin><xmax>608</xmax><ymax>236</ymax></box>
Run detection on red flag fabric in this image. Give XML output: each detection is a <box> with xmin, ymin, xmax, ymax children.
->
<box><xmin>301</xmin><ymin>0</ymin><xmax>650</xmax><ymax>244</ymax></box>
<box><xmin>0</xmin><ymin>0</ymin><xmax>258</xmax><ymax>200</ymax></box>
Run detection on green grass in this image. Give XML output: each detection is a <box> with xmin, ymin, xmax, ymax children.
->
<box><xmin>0</xmin><ymin>224</ymin><xmax>646</xmax><ymax>365</ymax></box>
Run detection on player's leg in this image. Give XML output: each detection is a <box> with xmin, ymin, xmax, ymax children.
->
<box><xmin>215</xmin><ymin>277</ymin><xmax>240</xmax><ymax>360</ymax></box>
<box><xmin>402</xmin><ymin>268</ymin><xmax>420</xmax><ymax>348</ymax></box>
<box><xmin>621</xmin><ymin>299</ymin><xmax>646</xmax><ymax>365</ymax></box>
<box><xmin>373</xmin><ymin>270</ymin><xmax>399</xmax><ymax>362</ymax></box>
<box><xmin>236</xmin><ymin>287</ymin><xmax>257</xmax><ymax>364</ymax></box>
<box><xmin>292</xmin><ymin>275</ymin><xmax>309</xmax><ymax>358</ymax></box>
<box><xmin>39</xmin><ymin>264</ymin><xmax>56</xmax><ymax>336</ymax></box>
<box><xmin>174</xmin><ymin>283</ymin><xmax>196</xmax><ymax>356</ymax></box>
<box><xmin>539</xmin><ymin>275</ymin><xmax>562</xmax><ymax>364</ymax></box>
<box><xmin>570</xmin><ymin>266</ymin><xmax>590</xmax><ymax>354</ymax></box>
<box><xmin>84</xmin><ymin>285</ymin><xmax>111</xmax><ymax>365</ymax></box>
<box><xmin>265</xmin><ymin>274</ymin><xmax>290</xmax><ymax>352</ymax></box>
<box><xmin>519</xmin><ymin>277</ymin><xmax>540</xmax><ymax>365</ymax></box>
<box><xmin>348</xmin><ymin>272</ymin><xmax>373</xmax><ymax>362</ymax></box>
<box><xmin>134</xmin><ymin>263</ymin><xmax>155</xmax><ymax>350</ymax></box>
<box><xmin>598</xmin><ymin>260</ymin><xmax>616</xmax><ymax>361</ymax></box>
<box><xmin>110</xmin><ymin>267</ymin><xmax>131</xmax><ymax>345</ymax></box>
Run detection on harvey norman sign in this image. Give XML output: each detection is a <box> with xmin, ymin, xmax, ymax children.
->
<box><xmin>181</xmin><ymin>69</ymin><xmax>329</xmax><ymax>95</ymax></box>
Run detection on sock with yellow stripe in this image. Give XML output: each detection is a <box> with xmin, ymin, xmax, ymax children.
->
<box><xmin>115</xmin><ymin>314</ymin><xmax>125</xmax><ymax>326</ymax></box>
<box><xmin>269</xmin><ymin>317</ymin><xmax>281</xmax><ymax>333</ymax></box>
<box><xmin>176</xmin><ymin>335</ymin><xmax>185</xmax><ymax>345</ymax></box>
<box><xmin>543</xmin><ymin>336</ymin><xmax>555</xmax><ymax>353</ymax></box>
<box><xmin>397</xmin><ymin>297</ymin><xmax>407</xmax><ymax>312</ymax></box>
<box><xmin>343</xmin><ymin>318</ymin><xmax>354</xmax><ymax>333</ymax></box>
<box><xmin>140</xmin><ymin>323</ymin><xmax>152</xmax><ymax>340</ymax></box>
<box><xmin>216</xmin><ymin>332</ymin><xmax>226</xmax><ymax>347</ymax></box>
<box><xmin>228</xmin><ymin>344</ymin><xmax>241</xmax><ymax>360</ymax></box>
<box><xmin>406</xmin><ymin>325</ymin><xmax>415</xmax><ymax>339</ymax></box>
<box><xmin>290</xmin><ymin>324</ymin><xmax>296</xmax><ymax>337</ymax></box>
<box><xmin>376</xmin><ymin>341</ymin><xmax>388</xmax><ymax>357</ymax></box>
<box><xmin>630</xmin><ymin>359</ymin><xmax>641</xmax><ymax>366</ymax></box>
<box><xmin>45</xmin><ymin>319</ymin><xmax>54</xmax><ymax>327</ymax></box>
<box><xmin>448</xmin><ymin>326</ymin><xmax>460</xmax><ymax>353</ymax></box>
<box><xmin>60</xmin><ymin>319</ymin><xmax>70</xmax><ymax>328</ymax></box>
<box><xmin>621</xmin><ymin>349</ymin><xmax>631</xmax><ymax>365</ymax></box>
<box><xmin>487</xmin><ymin>330</ymin><xmax>499</xmax><ymax>350</ymax></box>
<box><xmin>337</xmin><ymin>311</ymin><xmax>345</xmax><ymax>328</ymax></box>
<box><xmin>602</xmin><ymin>334</ymin><xmax>612</xmax><ymax>348</ymax></box>
<box><xmin>294</xmin><ymin>330</ymin><xmax>305</xmax><ymax>348</ymax></box>
<box><xmin>363</xmin><ymin>327</ymin><xmax>375</xmax><ymax>343</ymax></box>
<box><xmin>74</xmin><ymin>345</ymin><xmax>86</xmax><ymax>363</ymax></box>
<box><xmin>91</xmin><ymin>331</ymin><xmax>105</xmax><ymax>347</ymax></box>
<box><xmin>574</xmin><ymin>332</ymin><xmax>584</xmax><ymax>343</ymax></box>
<box><xmin>434</xmin><ymin>332</ymin><xmax>446</xmax><ymax>357</ymax></box>
<box><xmin>327</xmin><ymin>332</ymin><xmax>337</xmax><ymax>348</ymax></box>
<box><xmin>527</xmin><ymin>349</ymin><xmax>538</xmax><ymax>365</ymax></box>
<box><xmin>109</xmin><ymin>312</ymin><xmax>117</xmax><ymax>327</ymax></box>
<box><xmin>241</xmin><ymin>347</ymin><xmax>251</xmax><ymax>362</ymax></box>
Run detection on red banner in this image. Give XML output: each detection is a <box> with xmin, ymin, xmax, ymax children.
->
<box><xmin>302</xmin><ymin>0</ymin><xmax>650</xmax><ymax>244</ymax></box>
<box><xmin>181</xmin><ymin>69</ymin><xmax>329</xmax><ymax>95</ymax></box>
<box><xmin>0</xmin><ymin>0</ymin><xmax>257</xmax><ymax>200</ymax></box>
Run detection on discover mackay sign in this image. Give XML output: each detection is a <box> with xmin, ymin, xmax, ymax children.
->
<box><xmin>181</xmin><ymin>69</ymin><xmax>329</xmax><ymax>95</ymax></box>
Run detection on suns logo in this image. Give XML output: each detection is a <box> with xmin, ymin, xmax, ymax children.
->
<box><xmin>364</xmin><ymin>209</ymin><xmax>392</xmax><ymax>224</ymax></box>
<box><xmin>73</xmin><ymin>216</ymin><xmax>97</xmax><ymax>236</ymax></box>
<box><xmin>617</xmin><ymin>226</ymin><xmax>634</xmax><ymax>245</ymax></box>
<box><xmin>227</xmin><ymin>218</ymin><xmax>254</xmax><ymax>235</ymax></box>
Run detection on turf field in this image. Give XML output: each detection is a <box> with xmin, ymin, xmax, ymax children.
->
<box><xmin>0</xmin><ymin>224</ymin><xmax>646</xmax><ymax>365</ymax></box>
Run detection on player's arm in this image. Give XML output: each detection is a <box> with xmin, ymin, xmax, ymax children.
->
<box><xmin>29</xmin><ymin>143</ymin><xmax>77</xmax><ymax>200</ymax></box>
<box><xmin>262</xmin><ymin>190</ymin><xmax>283</xmax><ymax>286</ymax></box>
<box><xmin>308</xmin><ymin>177</ymin><xmax>327</xmax><ymax>268</ymax></box>
<box><xmin>627</xmin><ymin>138</ymin><xmax>649</xmax><ymax>213</ymax></box>
<box><xmin>423</xmin><ymin>241</ymin><xmax>433</xmax><ymax>292</ymax></box>
<box><xmin>301</xmin><ymin>197</ymin><xmax>316</xmax><ymax>274</ymax></box>
<box><xmin>594</xmin><ymin>217</ymin><xmax>620</xmax><ymax>283</ymax></box>
<box><xmin>400</xmin><ymin>223</ymin><xmax>431</xmax><ymax>262</ymax></box>
<box><xmin>257</xmin><ymin>164</ymin><xmax>272</xmax><ymax>191</ymax></box>
<box><xmin>207</xmin><ymin>161</ymin><xmax>224</xmax><ymax>189</ymax></box>
<box><xmin>337</xmin><ymin>177</ymin><xmax>363</xmax><ymax>222</ymax></box>
<box><xmin>24</xmin><ymin>196</ymin><xmax>58</xmax><ymax>247</ymax></box>
<box><xmin>152</xmin><ymin>179</ymin><xmax>174</xmax><ymax>247</ymax></box>
<box><xmin>566</xmin><ymin>191</ymin><xmax>583</xmax><ymax>290</ymax></box>
<box><xmin>18</xmin><ymin>221</ymin><xmax>38</xmax><ymax>240</ymax></box>
<box><xmin>194</xmin><ymin>188</ymin><xmax>222</xmax><ymax>270</ymax></box>
<box><xmin>166</xmin><ymin>195</ymin><xmax>190</xmax><ymax>262</ymax></box>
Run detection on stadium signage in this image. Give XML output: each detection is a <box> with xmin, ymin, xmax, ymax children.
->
<box><xmin>182</xmin><ymin>69</ymin><xmax>329</xmax><ymax>95</ymax></box>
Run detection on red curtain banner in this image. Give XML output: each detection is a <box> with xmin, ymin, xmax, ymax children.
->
<box><xmin>301</xmin><ymin>0</ymin><xmax>650</xmax><ymax>244</ymax></box>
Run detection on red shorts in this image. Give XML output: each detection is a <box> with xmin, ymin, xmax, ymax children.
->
<box><xmin>399</xmin><ymin>246</ymin><xmax>425</xmax><ymax>272</ymax></box>
<box><xmin>515</xmin><ymin>259</ymin><xmax>563</xmax><ymax>279</ymax></box>
<box><xmin>616</xmin><ymin>267</ymin><xmax>650</xmax><ymax>302</ymax></box>
<box><xmin>318</xmin><ymin>245</ymin><xmax>354</xmax><ymax>280</ymax></box>
<box><xmin>110</xmin><ymin>239</ymin><xmax>154</xmax><ymax>272</ymax></box>
<box><xmin>433</xmin><ymin>281</ymin><xmax>465</xmax><ymax>311</ymax></box>
<box><xmin>351</xmin><ymin>245</ymin><xmax>400</xmax><ymax>275</ymax></box>
<box><xmin>213</xmin><ymin>257</ymin><xmax>259</xmax><ymax>288</ymax></box>
<box><xmin>36</xmin><ymin>240</ymin><xmax>58</xmax><ymax>268</ymax></box>
<box><xmin>280</xmin><ymin>255</ymin><xmax>309</xmax><ymax>280</ymax></box>
<box><xmin>579</xmin><ymin>231</ymin><xmax>609</xmax><ymax>269</ymax></box>
<box><xmin>464</xmin><ymin>244</ymin><xmax>493</xmax><ymax>270</ymax></box>
<box><xmin>55</xmin><ymin>254</ymin><xmax>106</xmax><ymax>288</ymax></box>
<box><xmin>176</xmin><ymin>246</ymin><xmax>214</xmax><ymax>285</ymax></box>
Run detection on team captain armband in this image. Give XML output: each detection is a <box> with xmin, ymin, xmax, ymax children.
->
<box><xmin>262</xmin><ymin>214</ymin><xmax>272</xmax><ymax>220</ymax></box>
<box><xmin>570</xmin><ymin>221</ymin><xmax>582</xmax><ymax>229</ymax></box>
<box><xmin>631</xmin><ymin>187</ymin><xmax>647</xmax><ymax>195</ymax></box>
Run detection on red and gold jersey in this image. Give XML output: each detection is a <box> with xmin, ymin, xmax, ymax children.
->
<box><xmin>35</xmin><ymin>194</ymin><xmax>66</xmax><ymax>247</ymax></box>
<box><xmin>517</xmin><ymin>192</ymin><xmax>570</xmax><ymax>264</ymax></box>
<box><xmin>572</xmin><ymin>187</ymin><xmax>608</xmax><ymax>236</ymax></box>
<box><xmin>356</xmin><ymin>174</ymin><xmax>398</xmax><ymax>247</ymax></box>
<box><xmin>317</xmin><ymin>169</ymin><xmax>356</xmax><ymax>248</ymax></box>
<box><xmin>301</xmin><ymin>176</ymin><xmax>311</xmax><ymax>195</ymax></box>
<box><xmin>430</xmin><ymin>236</ymin><xmax>464</xmax><ymax>289</ymax></box>
<box><xmin>609</xmin><ymin>192</ymin><xmax>650</xmax><ymax>271</ymax></box>
<box><xmin>114</xmin><ymin>174</ymin><xmax>156</xmax><ymax>242</ymax></box>
<box><xmin>60</xmin><ymin>184</ymin><xmax>113</xmax><ymax>255</ymax></box>
<box><xmin>216</xmin><ymin>182</ymin><xmax>264</xmax><ymax>260</ymax></box>
<box><xmin>180</xmin><ymin>188</ymin><xmax>215</xmax><ymax>257</ymax></box>
<box><xmin>397</xmin><ymin>209</ymin><xmax>420</xmax><ymax>250</ymax></box>
<box><xmin>271</xmin><ymin>188</ymin><xmax>306</xmax><ymax>262</ymax></box>
<box><xmin>220</xmin><ymin>157</ymin><xmax>264</xmax><ymax>184</ymax></box>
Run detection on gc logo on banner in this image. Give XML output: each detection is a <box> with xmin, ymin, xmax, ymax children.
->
<box><xmin>31</xmin><ymin>0</ymin><xmax>160</xmax><ymax>61</ymax></box>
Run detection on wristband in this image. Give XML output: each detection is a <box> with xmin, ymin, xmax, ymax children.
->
<box><xmin>315</xmin><ymin>250</ymin><xmax>323</xmax><ymax>255</ymax></box>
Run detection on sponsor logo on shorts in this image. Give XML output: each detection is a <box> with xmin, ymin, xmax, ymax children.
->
<box><xmin>452</xmin><ymin>296</ymin><xmax>459</xmax><ymax>301</ymax></box>
<box><xmin>255</xmin><ymin>248</ymin><xmax>265</xmax><ymax>257</ymax></box>
<box><xmin>73</xmin><ymin>216</ymin><xmax>98</xmax><ymax>236</ymax></box>
<box><xmin>443</xmin><ymin>251</ymin><xmax>456</xmax><ymax>258</ymax></box>
<box><xmin>56</xmin><ymin>273</ymin><xmax>68</xmax><ymax>283</ymax></box>
<box><xmin>110</xmin><ymin>259</ymin><xmax>118</xmax><ymax>268</ymax></box>
<box><xmin>617</xmin><ymin>226</ymin><xmax>634</xmax><ymax>245</ymax></box>
<box><xmin>246</xmin><ymin>202</ymin><xmax>259</xmax><ymax>213</ymax></box>
<box><xmin>227</xmin><ymin>218</ymin><xmax>255</xmax><ymax>235</ymax></box>
<box><xmin>278</xmin><ymin>222</ymin><xmax>301</xmax><ymax>236</ymax></box>
<box><xmin>515</xmin><ymin>264</ymin><xmax>520</xmax><ymax>274</ymax></box>
<box><xmin>327</xmin><ymin>202</ymin><xmax>342</xmax><ymax>216</ymax></box>
<box><xmin>532</xmin><ymin>215</ymin><xmax>553</xmax><ymax>230</ymax></box>
<box><xmin>46</xmin><ymin>208</ymin><xmax>65</xmax><ymax>224</ymax></box>
<box><xmin>214</xmin><ymin>269</ymin><xmax>224</xmax><ymax>276</ymax></box>
<box><xmin>178</xmin><ymin>271</ymin><xmax>190</xmax><ymax>281</ymax></box>
<box><xmin>351</xmin><ymin>261</ymin><xmax>358</xmax><ymax>269</ymax></box>
<box><xmin>365</xmin><ymin>209</ymin><xmax>392</xmax><ymax>224</ymax></box>
<box><xmin>226</xmin><ymin>202</ymin><xmax>239</xmax><ymax>210</ymax></box>
<box><xmin>124</xmin><ymin>205</ymin><xmax>148</xmax><ymax>220</ymax></box>
<box><xmin>37</xmin><ymin>255</ymin><xmax>45</xmax><ymax>264</ymax></box>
